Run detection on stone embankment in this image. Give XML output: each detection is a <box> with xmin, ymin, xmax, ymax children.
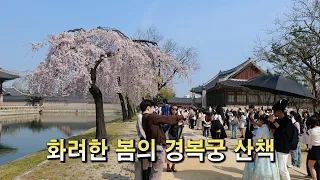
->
<box><xmin>0</xmin><ymin>106</ymin><xmax>43</xmax><ymax>116</ymax></box>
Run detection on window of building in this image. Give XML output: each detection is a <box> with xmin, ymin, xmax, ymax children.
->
<box><xmin>237</xmin><ymin>94</ymin><xmax>246</xmax><ymax>104</ymax></box>
<box><xmin>248</xmin><ymin>95</ymin><xmax>258</xmax><ymax>104</ymax></box>
<box><xmin>228</xmin><ymin>92</ymin><xmax>235</xmax><ymax>105</ymax></box>
<box><xmin>259</xmin><ymin>95</ymin><xmax>265</xmax><ymax>104</ymax></box>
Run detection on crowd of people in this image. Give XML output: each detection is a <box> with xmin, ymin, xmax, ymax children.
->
<box><xmin>136</xmin><ymin>98</ymin><xmax>320</xmax><ymax>180</ymax></box>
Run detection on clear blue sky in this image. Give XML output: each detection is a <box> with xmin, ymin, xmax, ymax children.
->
<box><xmin>0</xmin><ymin>0</ymin><xmax>292</xmax><ymax>97</ymax></box>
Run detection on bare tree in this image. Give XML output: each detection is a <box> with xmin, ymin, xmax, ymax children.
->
<box><xmin>254</xmin><ymin>0</ymin><xmax>320</xmax><ymax>111</ymax></box>
<box><xmin>135</xmin><ymin>25</ymin><xmax>200</xmax><ymax>91</ymax></box>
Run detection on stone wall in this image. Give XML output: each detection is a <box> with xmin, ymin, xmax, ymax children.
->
<box><xmin>0</xmin><ymin>106</ymin><xmax>43</xmax><ymax>116</ymax></box>
<box><xmin>42</xmin><ymin>102</ymin><xmax>121</xmax><ymax>110</ymax></box>
<box><xmin>0</xmin><ymin>102</ymin><xmax>122</xmax><ymax>115</ymax></box>
<box><xmin>1</xmin><ymin>102</ymin><xmax>121</xmax><ymax>110</ymax></box>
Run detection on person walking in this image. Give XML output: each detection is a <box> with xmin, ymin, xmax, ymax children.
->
<box><xmin>302</xmin><ymin>111</ymin><xmax>311</xmax><ymax>151</ymax></box>
<box><xmin>211</xmin><ymin>106</ymin><xmax>227</xmax><ymax>140</ymax></box>
<box><xmin>230</xmin><ymin>111</ymin><xmax>239</xmax><ymax>139</ymax></box>
<box><xmin>238</xmin><ymin>110</ymin><xmax>246</xmax><ymax>138</ymax></box>
<box><xmin>197</xmin><ymin>110</ymin><xmax>203</xmax><ymax>130</ymax></box>
<box><xmin>244</xmin><ymin>105</ymin><xmax>259</xmax><ymax>147</ymax></box>
<box><xmin>288</xmin><ymin>111</ymin><xmax>302</xmax><ymax>168</ymax></box>
<box><xmin>243</xmin><ymin>114</ymin><xmax>280</xmax><ymax>180</ymax></box>
<box><xmin>189</xmin><ymin>108</ymin><xmax>196</xmax><ymax>129</ymax></box>
<box><xmin>307</xmin><ymin>116</ymin><xmax>320</xmax><ymax>180</ymax></box>
<box><xmin>268</xmin><ymin>99</ymin><xmax>295</xmax><ymax>180</ymax></box>
<box><xmin>136</xmin><ymin>112</ymin><xmax>152</xmax><ymax>180</ymax></box>
<box><xmin>303</xmin><ymin>112</ymin><xmax>316</xmax><ymax>178</ymax></box>
<box><xmin>161</xmin><ymin>99</ymin><xmax>170</xmax><ymax>116</ymax></box>
<box><xmin>225</xmin><ymin>109</ymin><xmax>230</xmax><ymax>130</ymax></box>
<box><xmin>165</xmin><ymin>104</ymin><xmax>183</xmax><ymax>173</ymax></box>
<box><xmin>203</xmin><ymin>112</ymin><xmax>212</xmax><ymax>138</ymax></box>
<box><xmin>141</xmin><ymin>99</ymin><xmax>187</xmax><ymax>180</ymax></box>
<box><xmin>214</xmin><ymin>107</ymin><xmax>224</xmax><ymax>126</ymax></box>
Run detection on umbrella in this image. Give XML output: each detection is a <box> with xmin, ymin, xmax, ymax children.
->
<box><xmin>241</xmin><ymin>75</ymin><xmax>316</xmax><ymax>100</ymax></box>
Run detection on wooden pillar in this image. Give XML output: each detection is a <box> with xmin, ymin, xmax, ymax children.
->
<box><xmin>224</xmin><ymin>90</ymin><xmax>228</xmax><ymax>107</ymax></box>
<box><xmin>0</xmin><ymin>81</ymin><xmax>3</xmax><ymax>105</ymax></box>
<box><xmin>246</xmin><ymin>91</ymin><xmax>249</xmax><ymax>106</ymax></box>
<box><xmin>202</xmin><ymin>87</ymin><xmax>207</xmax><ymax>108</ymax></box>
<box><xmin>191</xmin><ymin>92</ymin><xmax>195</xmax><ymax>106</ymax></box>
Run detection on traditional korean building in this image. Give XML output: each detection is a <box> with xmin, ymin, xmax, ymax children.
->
<box><xmin>0</xmin><ymin>68</ymin><xmax>20</xmax><ymax>104</ymax></box>
<box><xmin>167</xmin><ymin>97</ymin><xmax>202</xmax><ymax>108</ymax></box>
<box><xmin>191</xmin><ymin>58</ymin><xmax>278</xmax><ymax>108</ymax></box>
<box><xmin>2</xmin><ymin>87</ymin><xmax>44</xmax><ymax>106</ymax></box>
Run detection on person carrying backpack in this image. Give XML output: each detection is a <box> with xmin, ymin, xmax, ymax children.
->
<box><xmin>269</xmin><ymin>99</ymin><xmax>298</xmax><ymax>180</ymax></box>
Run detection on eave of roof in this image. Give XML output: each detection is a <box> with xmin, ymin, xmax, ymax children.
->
<box><xmin>3</xmin><ymin>87</ymin><xmax>29</xmax><ymax>96</ymax></box>
<box><xmin>167</xmin><ymin>97</ymin><xmax>202</xmax><ymax>104</ymax></box>
<box><xmin>0</xmin><ymin>69</ymin><xmax>20</xmax><ymax>81</ymax></box>
<box><xmin>190</xmin><ymin>85</ymin><xmax>203</xmax><ymax>93</ymax></box>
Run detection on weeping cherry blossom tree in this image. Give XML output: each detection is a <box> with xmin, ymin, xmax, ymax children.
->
<box><xmin>27</xmin><ymin>27</ymin><xmax>169</xmax><ymax>139</ymax></box>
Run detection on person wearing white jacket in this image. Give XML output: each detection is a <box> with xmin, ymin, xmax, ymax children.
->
<box><xmin>136</xmin><ymin>112</ymin><xmax>152</xmax><ymax>180</ymax></box>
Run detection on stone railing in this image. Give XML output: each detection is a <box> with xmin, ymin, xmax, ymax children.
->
<box><xmin>0</xmin><ymin>105</ymin><xmax>43</xmax><ymax>116</ymax></box>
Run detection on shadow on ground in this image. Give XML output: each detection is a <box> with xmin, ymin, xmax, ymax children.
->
<box><xmin>212</xmin><ymin>165</ymin><xmax>310</xmax><ymax>180</ymax></box>
<box><xmin>170</xmin><ymin>169</ymin><xmax>242</xmax><ymax>180</ymax></box>
<box><xmin>101</xmin><ymin>173</ymin><xmax>130</xmax><ymax>180</ymax></box>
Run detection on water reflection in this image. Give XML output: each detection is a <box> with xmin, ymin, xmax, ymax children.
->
<box><xmin>0</xmin><ymin>123</ymin><xmax>17</xmax><ymax>157</ymax></box>
<box><xmin>0</xmin><ymin>113</ymin><xmax>118</xmax><ymax>165</ymax></box>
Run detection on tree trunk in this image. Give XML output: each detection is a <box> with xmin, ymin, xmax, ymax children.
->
<box><xmin>128</xmin><ymin>105</ymin><xmax>133</xmax><ymax>119</ymax></box>
<box><xmin>89</xmin><ymin>54</ymin><xmax>109</xmax><ymax>140</ymax></box>
<box><xmin>89</xmin><ymin>85</ymin><xmax>107</xmax><ymax>139</ymax></box>
<box><xmin>118</xmin><ymin>93</ymin><xmax>128</xmax><ymax>121</ymax></box>
<box><xmin>125</xmin><ymin>95</ymin><xmax>133</xmax><ymax>119</ymax></box>
<box><xmin>311</xmin><ymin>71</ymin><xmax>318</xmax><ymax>113</ymax></box>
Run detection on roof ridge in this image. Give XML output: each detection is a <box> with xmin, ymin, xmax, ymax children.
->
<box><xmin>228</xmin><ymin>78</ymin><xmax>248</xmax><ymax>81</ymax></box>
<box><xmin>0</xmin><ymin>68</ymin><xmax>20</xmax><ymax>76</ymax></box>
<box><xmin>203</xmin><ymin>59</ymin><xmax>251</xmax><ymax>87</ymax></box>
<box><xmin>221</xmin><ymin>59</ymin><xmax>266</xmax><ymax>81</ymax></box>
<box><xmin>3</xmin><ymin>86</ymin><xmax>29</xmax><ymax>96</ymax></box>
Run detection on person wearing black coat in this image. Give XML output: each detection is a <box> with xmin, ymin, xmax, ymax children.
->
<box><xmin>211</xmin><ymin>106</ymin><xmax>227</xmax><ymax>140</ymax></box>
<box><xmin>211</xmin><ymin>119</ymin><xmax>227</xmax><ymax>139</ymax></box>
<box><xmin>243</xmin><ymin>105</ymin><xmax>259</xmax><ymax>147</ymax></box>
<box><xmin>269</xmin><ymin>99</ymin><xmax>293</xmax><ymax>180</ymax></box>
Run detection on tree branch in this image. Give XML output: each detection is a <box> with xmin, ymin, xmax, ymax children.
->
<box><xmin>301</xmin><ymin>58</ymin><xmax>320</xmax><ymax>74</ymax></box>
<box><xmin>132</xmin><ymin>39</ymin><xmax>158</xmax><ymax>46</ymax></box>
<box><xmin>90</xmin><ymin>52</ymin><xmax>115</xmax><ymax>86</ymax></box>
<box><xmin>158</xmin><ymin>68</ymin><xmax>177</xmax><ymax>90</ymax></box>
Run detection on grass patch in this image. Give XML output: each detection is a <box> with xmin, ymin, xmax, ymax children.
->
<box><xmin>0</xmin><ymin>115</ymin><xmax>136</xmax><ymax>180</ymax></box>
<box><xmin>0</xmin><ymin>150</ymin><xmax>48</xmax><ymax>180</ymax></box>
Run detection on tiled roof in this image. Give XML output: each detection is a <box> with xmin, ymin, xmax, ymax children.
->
<box><xmin>3</xmin><ymin>95</ymin><xmax>30</xmax><ymax>102</ymax></box>
<box><xmin>167</xmin><ymin>97</ymin><xmax>201</xmax><ymax>104</ymax></box>
<box><xmin>203</xmin><ymin>60</ymin><xmax>250</xmax><ymax>90</ymax></box>
<box><xmin>193</xmin><ymin>59</ymin><xmax>267</xmax><ymax>91</ymax></box>
<box><xmin>190</xmin><ymin>85</ymin><xmax>203</xmax><ymax>93</ymax></box>
<box><xmin>3</xmin><ymin>87</ymin><xmax>28</xmax><ymax>96</ymax></box>
<box><xmin>0</xmin><ymin>68</ymin><xmax>20</xmax><ymax>81</ymax></box>
<box><xmin>217</xmin><ymin>79</ymin><xmax>247</xmax><ymax>87</ymax></box>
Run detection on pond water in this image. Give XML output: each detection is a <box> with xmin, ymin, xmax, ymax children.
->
<box><xmin>0</xmin><ymin>114</ymin><xmax>118</xmax><ymax>166</ymax></box>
